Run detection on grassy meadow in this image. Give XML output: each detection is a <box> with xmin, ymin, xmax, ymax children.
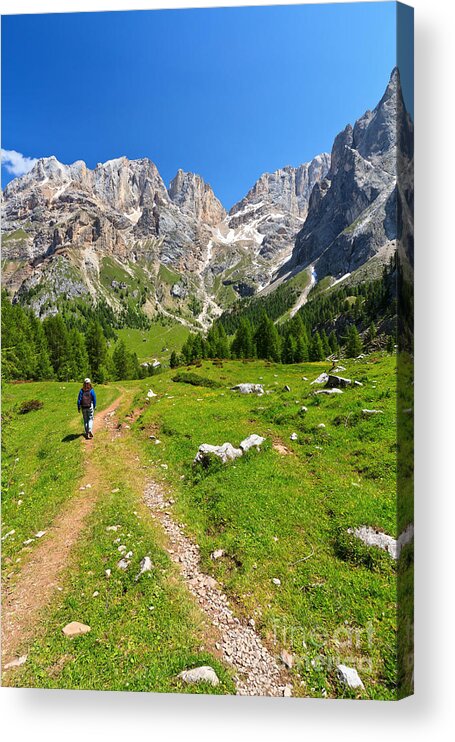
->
<box><xmin>2</xmin><ymin>353</ymin><xmax>410</xmax><ymax>698</ymax></box>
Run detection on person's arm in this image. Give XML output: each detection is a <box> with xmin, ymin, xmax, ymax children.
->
<box><xmin>77</xmin><ymin>389</ymin><xmax>82</xmax><ymax>411</ymax></box>
<box><xmin>91</xmin><ymin>389</ymin><xmax>97</xmax><ymax>409</ymax></box>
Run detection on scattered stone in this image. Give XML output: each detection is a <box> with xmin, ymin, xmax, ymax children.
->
<box><xmin>161</xmin><ymin>463</ymin><xmax>168</xmax><ymax>469</ymax></box>
<box><xmin>239</xmin><ymin>434</ymin><xmax>265</xmax><ymax>453</ymax></box>
<box><xmin>336</xmin><ymin>664</ymin><xmax>364</xmax><ymax>689</ymax></box>
<box><xmin>354</xmin><ymin>380</ymin><xmax>363</xmax><ymax>387</ymax></box>
<box><xmin>35</xmin><ymin>531</ymin><xmax>46</xmax><ymax>538</ymax></box>
<box><xmin>248</xmin><ymin>618</ymin><xmax>256</xmax><ymax>628</ymax></box>
<box><xmin>135</xmin><ymin>555</ymin><xmax>153</xmax><ymax>581</ymax></box>
<box><xmin>106</xmin><ymin>525</ymin><xmax>121</xmax><ymax>532</ymax></box>
<box><xmin>302</xmin><ymin>376</ymin><xmax>308</xmax><ymax>381</ymax></box>
<box><xmin>23</xmin><ymin>538</ymin><xmax>34</xmax><ymax>546</ymax></box>
<box><xmin>362</xmin><ymin>409</ymin><xmax>383</xmax><ymax>415</ymax></box>
<box><xmin>4</xmin><ymin>655</ymin><xmax>27</xmax><ymax>669</ymax></box>
<box><xmin>348</xmin><ymin>523</ymin><xmax>414</xmax><ymax>560</ymax></box>
<box><xmin>111</xmin><ymin>488</ymin><xmax>120</xmax><ymax>493</ymax></box>
<box><xmin>92</xmin><ymin>591</ymin><xmax>99</xmax><ymax>597</ymax></box>
<box><xmin>283</xmin><ymin>685</ymin><xmax>293</xmax><ymax>697</ymax></box>
<box><xmin>272</xmin><ymin>577</ymin><xmax>281</xmax><ymax>586</ymax></box>
<box><xmin>317</xmin><ymin>423</ymin><xmax>326</xmax><ymax>429</ymax></box>
<box><xmin>290</xmin><ymin>433</ymin><xmax>298</xmax><ymax>441</ymax></box>
<box><xmin>105</xmin><ymin>569</ymin><xmax>111</xmax><ymax>578</ymax></box>
<box><xmin>280</xmin><ymin>649</ymin><xmax>294</xmax><ymax>669</ymax></box>
<box><xmin>177</xmin><ymin>666</ymin><xmax>220</xmax><ymax>687</ymax></box>
<box><xmin>231</xmin><ymin>383</ymin><xmax>264</xmax><ymax>396</ymax></box>
<box><xmin>211</xmin><ymin>549</ymin><xmax>225</xmax><ymax>560</ymax></box>
<box><xmin>333</xmin><ymin>366</ymin><xmax>346</xmax><ymax>372</ymax></box>
<box><xmin>2</xmin><ymin>529</ymin><xmax>15</xmax><ymax>541</ymax></box>
<box><xmin>117</xmin><ymin>557</ymin><xmax>130</xmax><ymax>570</ymax></box>
<box><xmin>146</xmin><ymin>389</ymin><xmax>157</xmax><ymax>399</ymax></box>
<box><xmin>310</xmin><ymin>373</ymin><xmax>328</xmax><ymax>385</ymax></box>
<box><xmin>300</xmin><ymin>406</ymin><xmax>308</xmax><ymax>413</ymax></box>
<box><xmin>194</xmin><ymin>442</ymin><xmax>243</xmax><ymax>465</ymax></box>
<box><xmin>283</xmin><ymin>385</ymin><xmax>291</xmax><ymax>392</ymax></box>
<box><xmin>314</xmin><ymin>388</ymin><xmax>343</xmax><ymax>395</ymax></box>
<box><xmin>118</xmin><ymin>544</ymin><xmax>127</xmax><ymax>553</ymax></box>
<box><xmin>62</xmin><ymin>621</ymin><xmax>91</xmax><ymax>637</ymax></box>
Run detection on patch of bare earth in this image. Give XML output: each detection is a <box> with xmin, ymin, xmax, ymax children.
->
<box><xmin>144</xmin><ymin>481</ymin><xmax>292</xmax><ymax>697</ymax></box>
<box><xmin>1</xmin><ymin>398</ymin><xmax>122</xmax><ymax>668</ymax></box>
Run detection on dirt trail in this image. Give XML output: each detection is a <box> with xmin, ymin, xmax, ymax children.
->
<box><xmin>1</xmin><ymin>396</ymin><xmax>123</xmax><ymax>667</ymax></box>
<box><xmin>144</xmin><ymin>482</ymin><xmax>291</xmax><ymax>697</ymax></box>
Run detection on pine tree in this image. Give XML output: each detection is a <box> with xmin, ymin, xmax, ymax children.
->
<box><xmin>43</xmin><ymin>315</ymin><xmax>74</xmax><ymax>380</ymax></box>
<box><xmin>170</xmin><ymin>350</ymin><xmax>179</xmax><ymax>368</ymax></box>
<box><xmin>328</xmin><ymin>330</ymin><xmax>339</xmax><ymax>355</ymax></box>
<box><xmin>29</xmin><ymin>315</ymin><xmax>54</xmax><ymax>380</ymax></box>
<box><xmin>112</xmin><ymin>339</ymin><xmax>130</xmax><ymax>380</ymax></box>
<box><xmin>386</xmin><ymin>334</ymin><xmax>395</xmax><ymax>353</ymax></box>
<box><xmin>321</xmin><ymin>329</ymin><xmax>331</xmax><ymax>357</ymax></box>
<box><xmin>309</xmin><ymin>331</ymin><xmax>324</xmax><ymax>361</ymax></box>
<box><xmin>346</xmin><ymin>325</ymin><xmax>363</xmax><ymax>358</ymax></box>
<box><xmin>368</xmin><ymin>321</ymin><xmax>377</xmax><ymax>342</ymax></box>
<box><xmin>85</xmin><ymin>321</ymin><xmax>107</xmax><ymax>382</ymax></box>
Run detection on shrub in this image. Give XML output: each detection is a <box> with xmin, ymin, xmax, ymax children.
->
<box><xmin>18</xmin><ymin>399</ymin><xmax>44</xmax><ymax>414</ymax></box>
<box><xmin>172</xmin><ymin>372</ymin><xmax>221</xmax><ymax>388</ymax></box>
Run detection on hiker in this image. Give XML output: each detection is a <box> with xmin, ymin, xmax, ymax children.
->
<box><xmin>77</xmin><ymin>378</ymin><xmax>97</xmax><ymax>439</ymax></box>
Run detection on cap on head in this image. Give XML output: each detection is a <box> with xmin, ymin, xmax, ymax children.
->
<box><xmin>84</xmin><ymin>378</ymin><xmax>91</xmax><ymax>384</ymax></box>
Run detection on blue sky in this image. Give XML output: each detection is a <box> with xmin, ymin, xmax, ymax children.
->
<box><xmin>1</xmin><ymin>2</ymin><xmax>406</xmax><ymax>208</ymax></box>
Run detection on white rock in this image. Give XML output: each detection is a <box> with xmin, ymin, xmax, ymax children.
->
<box><xmin>310</xmin><ymin>373</ymin><xmax>328</xmax><ymax>385</ymax></box>
<box><xmin>290</xmin><ymin>433</ymin><xmax>298</xmax><ymax>441</ymax></box>
<box><xmin>349</xmin><ymin>524</ymin><xmax>414</xmax><ymax>560</ymax></box>
<box><xmin>117</xmin><ymin>557</ymin><xmax>130</xmax><ymax>570</ymax></box>
<box><xmin>105</xmin><ymin>569</ymin><xmax>111</xmax><ymax>578</ymax></box>
<box><xmin>317</xmin><ymin>423</ymin><xmax>326</xmax><ymax>429</ymax></box>
<box><xmin>362</xmin><ymin>409</ymin><xmax>383</xmax><ymax>415</ymax></box>
<box><xmin>336</xmin><ymin>664</ymin><xmax>364</xmax><ymax>689</ymax></box>
<box><xmin>35</xmin><ymin>531</ymin><xmax>46</xmax><ymax>538</ymax></box>
<box><xmin>106</xmin><ymin>525</ymin><xmax>121</xmax><ymax>532</ymax></box>
<box><xmin>239</xmin><ymin>434</ymin><xmax>265</xmax><ymax>453</ymax></box>
<box><xmin>231</xmin><ymin>383</ymin><xmax>264</xmax><ymax>396</ymax></box>
<box><xmin>314</xmin><ymin>388</ymin><xmax>343</xmax><ymax>395</ymax></box>
<box><xmin>194</xmin><ymin>442</ymin><xmax>243</xmax><ymax>465</ymax></box>
<box><xmin>300</xmin><ymin>406</ymin><xmax>308</xmax><ymax>413</ymax></box>
<box><xmin>272</xmin><ymin>577</ymin><xmax>281</xmax><ymax>586</ymax></box>
<box><xmin>283</xmin><ymin>385</ymin><xmax>291</xmax><ymax>392</ymax></box>
<box><xmin>4</xmin><ymin>655</ymin><xmax>27</xmax><ymax>669</ymax></box>
<box><xmin>280</xmin><ymin>649</ymin><xmax>294</xmax><ymax>668</ymax></box>
<box><xmin>177</xmin><ymin>666</ymin><xmax>219</xmax><ymax>686</ymax></box>
<box><xmin>23</xmin><ymin>538</ymin><xmax>34</xmax><ymax>545</ymax></box>
<box><xmin>92</xmin><ymin>591</ymin><xmax>99</xmax><ymax>597</ymax></box>
<box><xmin>147</xmin><ymin>389</ymin><xmax>157</xmax><ymax>399</ymax></box>
<box><xmin>135</xmin><ymin>555</ymin><xmax>153</xmax><ymax>580</ymax></box>
<box><xmin>211</xmin><ymin>549</ymin><xmax>225</xmax><ymax>560</ymax></box>
<box><xmin>2</xmin><ymin>529</ymin><xmax>15</xmax><ymax>541</ymax></box>
<box><xmin>283</xmin><ymin>685</ymin><xmax>293</xmax><ymax>697</ymax></box>
<box><xmin>62</xmin><ymin>621</ymin><xmax>91</xmax><ymax>637</ymax></box>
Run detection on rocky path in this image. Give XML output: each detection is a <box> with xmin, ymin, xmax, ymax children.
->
<box><xmin>144</xmin><ymin>481</ymin><xmax>291</xmax><ymax>697</ymax></box>
<box><xmin>1</xmin><ymin>397</ymin><xmax>123</xmax><ymax>667</ymax></box>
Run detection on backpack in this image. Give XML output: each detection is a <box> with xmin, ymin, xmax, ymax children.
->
<box><xmin>81</xmin><ymin>389</ymin><xmax>92</xmax><ymax>408</ymax></box>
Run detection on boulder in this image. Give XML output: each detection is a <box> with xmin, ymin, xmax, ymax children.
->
<box><xmin>326</xmin><ymin>375</ymin><xmax>352</xmax><ymax>388</ymax></box>
<box><xmin>239</xmin><ymin>434</ymin><xmax>265</xmax><ymax>453</ymax></box>
<box><xmin>194</xmin><ymin>442</ymin><xmax>243</xmax><ymax>465</ymax></box>
<box><xmin>314</xmin><ymin>388</ymin><xmax>343</xmax><ymax>395</ymax></box>
<box><xmin>62</xmin><ymin>621</ymin><xmax>91</xmax><ymax>637</ymax></box>
<box><xmin>231</xmin><ymin>383</ymin><xmax>264</xmax><ymax>396</ymax></box>
<box><xmin>177</xmin><ymin>666</ymin><xmax>219</xmax><ymax>686</ymax></box>
<box><xmin>336</xmin><ymin>664</ymin><xmax>364</xmax><ymax>689</ymax></box>
<box><xmin>310</xmin><ymin>373</ymin><xmax>328</xmax><ymax>385</ymax></box>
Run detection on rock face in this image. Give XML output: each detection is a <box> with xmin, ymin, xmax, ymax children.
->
<box><xmin>169</xmin><ymin>169</ymin><xmax>225</xmax><ymax>226</ymax></box>
<box><xmin>288</xmin><ymin>68</ymin><xmax>413</xmax><ymax>280</ymax></box>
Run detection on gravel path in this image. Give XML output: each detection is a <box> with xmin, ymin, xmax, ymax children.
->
<box><xmin>144</xmin><ymin>482</ymin><xmax>291</xmax><ymax>697</ymax></box>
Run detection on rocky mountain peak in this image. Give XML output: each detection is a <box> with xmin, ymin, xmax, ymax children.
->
<box><xmin>168</xmin><ymin>169</ymin><xmax>226</xmax><ymax>227</ymax></box>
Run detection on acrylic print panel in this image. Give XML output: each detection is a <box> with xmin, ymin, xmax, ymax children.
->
<box><xmin>1</xmin><ymin>1</ymin><xmax>414</xmax><ymax>700</ymax></box>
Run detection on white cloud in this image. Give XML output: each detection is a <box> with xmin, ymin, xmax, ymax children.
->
<box><xmin>1</xmin><ymin>149</ymin><xmax>38</xmax><ymax>177</ymax></box>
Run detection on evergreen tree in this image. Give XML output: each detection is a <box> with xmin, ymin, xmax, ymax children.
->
<box><xmin>29</xmin><ymin>315</ymin><xmax>54</xmax><ymax>380</ymax></box>
<box><xmin>170</xmin><ymin>350</ymin><xmax>179</xmax><ymax>368</ymax></box>
<box><xmin>328</xmin><ymin>330</ymin><xmax>339</xmax><ymax>355</ymax></box>
<box><xmin>112</xmin><ymin>339</ymin><xmax>130</xmax><ymax>380</ymax></box>
<box><xmin>85</xmin><ymin>321</ymin><xmax>107</xmax><ymax>382</ymax></box>
<box><xmin>43</xmin><ymin>315</ymin><xmax>74</xmax><ymax>380</ymax></box>
<box><xmin>321</xmin><ymin>329</ymin><xmax>331</xmax><ymax>357</ymax></box>
<box><xmin>231</xmin><ymin>319</ymin><xmax>254</xmax><ymax>359</ymax></box>
<box><xmin>309</xmin><ymin>331</ymin><xmax>324</xmax><ymax>361</ymax></box>
<box><xmin>368</xmin><ymin>321</ymin><xmax>377</xmax><ymax>342</ymax></box>
<box><xmin>346</xmin><ymin>325</ymin><xmax>363</xmax><ymax>358</ymax></box>
<box><xmin>386</xmin><ymin>334</ymin><xmax>395</xmax><ymax>353</ymax></box>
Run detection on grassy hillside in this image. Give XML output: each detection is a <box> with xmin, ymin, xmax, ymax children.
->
<box><xmin>2</xmin><ymin>354</ymin><xmax>411</xmax><ymax>698</ymax></box>
<box><xmin>117</xmin><ymin>320</ymin><xmax>189</xmax><ymax>363</ymax></box>
<box><xmin>130</xmin><ymin>353</ymin><xmax>404</xmax><ymax>699</ymax></box>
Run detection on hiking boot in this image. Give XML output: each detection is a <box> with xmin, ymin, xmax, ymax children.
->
<box><xmin>89</xmin><ymin>432</ymin><xmax>94</xmax><ymax>439</ymax></box>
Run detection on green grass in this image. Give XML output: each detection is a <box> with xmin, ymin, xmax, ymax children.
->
<box><xmin>1</xmin><ymin>382</ymin><xmax>119</xmax><ymax>580</ymax></box>
<box><xmin>117</xmin><ymin>321</ymin><xmax>190</xmax><ymax>363</ymax></box>
<box><xmin>158</xmin><ymin>263</ymin><xmax>181</xmax><ymax>285</ymax></box>
<box><xmin>4</xmin><ymin>393</ymin><xmax>234</xmax><ymax>694</ymax></box>
<box><xmin>2</xmin><ymin>228</ymin><xmax>28</xmax><ymax>242</ymax></box>
<box><xmin>130</xmin><ymin>354</ymin><xmax>401</xmax><ymax>699</ymax></box>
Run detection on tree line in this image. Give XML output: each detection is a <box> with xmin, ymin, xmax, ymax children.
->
<box><xmin>1</xmin><ymin>291</ymin><xmax>154</xmax><ymax>383</ymax></box>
